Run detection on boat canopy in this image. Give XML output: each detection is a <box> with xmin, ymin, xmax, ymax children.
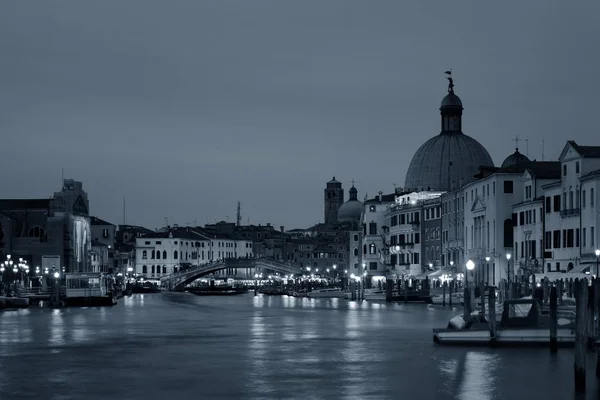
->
<box><xmin>531</xmin><ymin>271</ymin><xmax>589</xmax><ymax>282</ymax></box>
<box><xmin>427</xmin><ymin>269</ymin><xmax>453</xmax><ymax>279</ymax></box>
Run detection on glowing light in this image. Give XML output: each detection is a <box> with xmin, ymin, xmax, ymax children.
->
<box><xmin>466</xmin><ymin>260</ymin><xmax>475</xmax><ymax>271</ymax></box>
<box><xmin>596</xmin><ymin>249</ymin><xmax>600</xmax><ymax>257</ymax></box>
<box><xmin>485</xmin><ymin>256</ymin><xmax>490</xmax><ymax>262</ymax></box>
<box><xmin>506</xmin><ymin>253</ymin><xmax>511</xmax><ymax>261</ymax></box>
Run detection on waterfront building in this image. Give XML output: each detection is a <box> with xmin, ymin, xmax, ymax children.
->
<box><xmin>362</xmin><ymin>192</ymin><xmax>395</xmax><ymax>283</ymax></box>
<box><xmin>512</xmin><ymin>161</ymin><xmax>561</xmax><ymax>280</ymax></box>
<box><xmin>114</xmin><ymin>224</ymin><xmax>154</xmax><ymax>275</ymax></box>
<box><xmin>91</xmin><ymin>216</ymin><xmax>116</xmax><ymax>272</ymax></box>
<box><xmin>134</xmin><ymin>226</ymin><xmax>253</xmax><ymax>279</ymax></box>
<box><xmin>386</xmin><ymin>191</ymin><xmax>443</xmax><ymax>280</ymax></box>
<box><xmin>0</xmin><ymin>178</ymin><xmax>92</xmax><ymax>273</ymax></box>
<box><xmin>91</xmin><ymin>240</ymin><xmax>109</xmax><ymax>273</ymax></box>
<box><xmin>540</xmin><ymin>141</ymin><xmax>600</xmax><ymax>274</ymax></box>
<box><xmin>440</xmin><ymin>186</ymin><xmax>465</xmax><ymax>272</ymax></box>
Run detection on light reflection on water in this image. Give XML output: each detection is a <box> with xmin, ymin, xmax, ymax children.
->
<box><xmin>0</xmin><ymin>293</ymin><xmax>599</xmax><ymax>399</ymax></box>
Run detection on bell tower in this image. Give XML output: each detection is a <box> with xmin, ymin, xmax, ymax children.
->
<box><xmin>324</xmin><ymin>177</ymin><xmax>344</xmax><ymax>225</ymax></box>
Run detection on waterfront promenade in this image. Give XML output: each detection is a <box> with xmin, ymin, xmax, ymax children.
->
<box><xmin>0</xmin><ymin>293</ymin><xmax>598</xmax><ymax>399</ymax></box>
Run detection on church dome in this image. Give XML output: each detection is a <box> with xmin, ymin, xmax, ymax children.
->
<box><xmin>404</xmin><ymin>76</ymin><xmax>494</xmax><ymax>191</ymax></box>
<box><xmin>338</xmin><ymin>184</ymin><xmax>363</xmax><ymax>222</ymax></box>
<box><xmin>501</xmin><ymin>148</ymin><xmax>530</xmax><ymax>168</ymax></box>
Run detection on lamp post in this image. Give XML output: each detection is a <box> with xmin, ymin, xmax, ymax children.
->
<box><xmin>465</xmin><ymin>259</ymin><xmax>475</xmax><ymax>285</ymax></box>
<box><xmin>595</xmin><ymin>249</ymin><xmax>600</xmax><ymax>277</ymax></box>
<box><xmin>506</xmin><ymin>253</ymin><xmax>512</xmax><ymax>300</ymax></box>
<box><xmin>485</xmin><ymin>256</ymin><xmax>490</xmax><ymax>286</ymax></box>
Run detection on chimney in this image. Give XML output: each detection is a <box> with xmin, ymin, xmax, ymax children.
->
<box><xmin>280</xmin><ymin>226</ymin><xmax>284</xmax><ymax>232</ymax></box>
<box><xmin>378</xmin><ymin>191</ymin><xmax>383</xmax><ymax>202</ymax></box>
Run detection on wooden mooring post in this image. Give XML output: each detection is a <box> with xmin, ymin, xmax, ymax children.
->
<box><xmin>574</xmin><ymin>278</ymin><xmax>588</xmax><ymax>393</ymax></box>
<box><xmin>448</xmin><ymin>281</ymin><xmax>453</xmax><ymax>307</ymax></box>
<box><xmin>442</xmin><ymin>281</ymin><xmax>447</xmax><ymax>306</ymax></box>
<box><xmin>549</xmin><ymin>285</ymin><xmax>557</xmax><ymax>353</ymax></box>
<box><xmin>463</xmin><ymin>284</ymin><xmax>472</xmax><ymax>322</ymax></box>
<box><xmin>488</xmin><ymin>286</ymin><xmax>496</xmax><ymax>344</ymax></box>
<box><xmin>479</xmin><ymin>281</ymin><xmax>486</xmax><ymax>320</ymax></box>
<box><xmin>385</xmin><ymin>279</ymin><xmax>393</xmax><ymax>302</ymax></box>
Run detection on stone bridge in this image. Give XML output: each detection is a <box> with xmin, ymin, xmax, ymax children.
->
<box><xmin>160</xmin><ymin>258</ymin><xmax>302</xmax><ymax>291</ymax></box>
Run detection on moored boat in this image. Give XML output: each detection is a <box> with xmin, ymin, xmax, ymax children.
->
<box><xmin>430</xmin><ymin>292</ymin><xmax>464</xmax><ymax>305</ymax></box>
<box><xmin>364</xmin><ymin>288</ymin><xmax>386</xmax><ymax>301</ymax></box>
<box><xmin>433</xmin><ymin>299</ymin><xmax>576</xmax><ymax>346</ymax></box>
<box><xmin>188</xmin><ymin>287</ymin><xmax>246</xmax><ymax>296</ymax></box>
<box><xmin>307</xmin><ymin>288</ymin><xmax>346</xmax><ymax>298</ymax></box>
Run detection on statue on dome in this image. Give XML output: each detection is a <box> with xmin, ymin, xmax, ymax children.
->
<box><xmin>446</xmin><ymin>76</ymin><xmax>454</xmax><ymax>93</ymax></box>
<box><xmin>444</xmin><ymin>70</ymin><xmax>454</xmax><ymax>93</ymax></box>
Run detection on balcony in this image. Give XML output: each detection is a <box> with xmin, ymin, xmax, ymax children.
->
<box><xmin>560</xmin><ymin>208</ymin><xmax>580</xmax><ymax>218</ymax></box>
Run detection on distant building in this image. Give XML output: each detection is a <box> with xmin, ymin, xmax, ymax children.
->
<box><xmin>324</xmin><ymin>177</ymin><xmax>344</xmax><ymax>225</ymax></box>
<box><xmin>0</xmin><ymin>178</ymin><xmax>92</xmax><ymax>273</ymax></box>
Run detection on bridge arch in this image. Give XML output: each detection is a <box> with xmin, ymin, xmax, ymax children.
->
<box><xmin>160</xmin><ymin>258</ymin><xmax>302</xmax><ymax>291</ymax></box>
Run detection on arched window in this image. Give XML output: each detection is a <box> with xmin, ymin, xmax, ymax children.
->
<box><xmin>156</xmin><ymin>251</ymin><xmax>161</xmax><ymax>260</ymax></box>
<box><xmin>151</xmin><ymin>265</ymin><xmax>155</xmax><ymax>273</ymax></box>
<box><xmin>142</xmin><ymin>265</ymin><xmax>147</xmax><ymax>273</ymax></box>
<box><xmin>28</xmin><ymin>226</ymin><xmax>47</xmax><ymax>242</ymax></box>
<box><xmin>155</xmin><ymin>266</ymin><xmax>160</xmax><ymax>275</ymax></box>
<box><xmin>174</xmin><ymin>250</ymin><xmax>178</xmax><ymax>259</ymax></box>
<box><xmin>163</xmin><ymin>266</ymin><xmax>166</xmax><ymax>274</ymax></box>
<box><xmin>142</xmin><ymin>250</ymin><xmax>147</xmax><ymax>259</ymax></box>
<box><xmin>363</xmin><ymin>244</ymin><xmax>367</xmax><ymax>254</ymax></box>
<box><xmin>568</xmin><ymin>262</ymin><xmax>574</xmax><ymax>271</ymax></box>
<box><xmin>353</xmin><ymin>248</ymin><xmax>358</xmax><ymax>256</ymax></box>
<box><xmin>174</xmin><ymin>266</ymin><xmax>178</xmax><ymax>273</ymax></box>
<box><xmin>151</xmin><ymin>250</ymin><xmax>156</xmax><ymax>259</ymax></box>
<box><xmin>162</xmin><ymin>250</ymin><xmax>167</xmax><ymax>259</ymax></box>
<box><xmin>369</xmin><ymin>243</ymin><xmax>376</xmax><ymax>254</ymax></box>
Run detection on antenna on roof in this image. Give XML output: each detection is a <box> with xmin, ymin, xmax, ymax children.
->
<box><xmin>123</xmin><ymin>197</ymin><xmax>126</xmax><ymax>225</ymax></box>
<box><xmin>236</xmin><ymin>201</ymin><xmax>241</xmax><ymax>227</ymax></box>
<box><xmin>541</xmin><ymin>138</ymin><xmax>545</xmax><ymax>161</ymax></box>
<box><xmin>61</xmin><ymin>168</ymin><xmax>64</xmax><ymax>187</ymax></box>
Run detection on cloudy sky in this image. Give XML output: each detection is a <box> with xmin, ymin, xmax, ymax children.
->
<box><xmin>1</xmin><ymin>1</ymin><xmax>598</xmax><ymax>230</ymax></box>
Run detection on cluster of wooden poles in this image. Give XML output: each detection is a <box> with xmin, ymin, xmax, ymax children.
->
<box><xmin>461</xmin><ymin>276</ymin><xmax>600</xmax><ymax>394</ymax></box>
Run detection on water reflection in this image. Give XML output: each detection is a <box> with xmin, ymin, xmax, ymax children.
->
<box><xmin>1</xmin><ymin>293</ymin><xmax>599</xmax><ymax>399</ymax></box>
<box><xmin>457</xmin><ymin>351</ymin><xmax>499</xmax><ymax>400</ymax></box>
<box><xmin>49</xmin><ymin>309</ymin><xmax>65</xmax><ymax>347</ymax></box>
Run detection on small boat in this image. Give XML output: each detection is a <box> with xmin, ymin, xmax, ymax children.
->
<box><xmin>187</xmin><ymin>285</ymin><xmax>246</xmax><ymax>296</ymax></box>
<box><xmin>307</xmin><ymin>288</ymin><xmax>346</xmax><ymax>298</ymax></box>
<box><xmin>433</xmin><ymin>299</ymin><xmax>576</xmax><ymax>346</ymax></box>
<box><xmin>364</xmin><ymin>289</ymin><xmax>386</xmax><ymax>301</ymax></box>
<box><xmin>430</xmin><ymin>292</ymin><xmax>464</xmax><ymax>305</ymax></box>
<box><xmin>1</xmin><ymin>296</ymin><xmax>29</xmax><ymax>308</ymax></box>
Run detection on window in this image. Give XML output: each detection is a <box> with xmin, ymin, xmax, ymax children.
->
<box><xmin>592</xmin><ymin>189</ymin><xmax>595</xmax><ymax>207</ymax></box>
<box><xmin>503</xmin><ymin>180</ymin><xmax>513</xmax><ymax>193</ymax></box>
<box><xmin>174</xmin><ymin>250</ymin><xmax>178</xmax><ymax>259</ymax></box>
<box><xmin>156</xmin><ymin>251</ymin><xmax>161</xmax><ymax>260</ymax></box>
<box><xmin>102</xmin><ymin>228</ymin><xmax>109</xmax><ymax>238</ymax></box>
<box><xmin>369</xmin><ymin>205</ymin><xmax>376</xmax><ymax>212</ymax></box>
<box><xmin>553</xmin><ymin>195</ymin><xmax>561</xmax><ymax>212</ymax></box>
<box><xmin>493</xmin><ymin>182</ymin><xmax>496</xmax><ymax>195</ymax></box>
<box><xmin>545</xmin><ymin>197</ymin><xmax>551</xmax><ymax>213</ymax></box>
<box><xmin>369</xmin><ymin>244</ymin><xmax>376</xmax><ymax>254</ymax></box>
<box><xmin>369</xmin><ymin>222</ymin><xmax>377</xmax><ymax>235</ymax></box>
<box><xmin>142</xmin><ymin>250</ymin><xmax>147</xmax><ymax>259</ymax></box>
<box><xmin>353</xmin><ymin>248</ymin><xmax>358</xmax><ymax>256</ymax></box>
<box><xmin>563</xmin><ymin>164</ymin><xmax>567</xmax><ymax>176</ymax></box>
<box><xmin>143</xmin><ymin>265</ymin><xmax>147</xmax><ymax>274</ymax></box>
<box><xmin>353</xmin><ymin>234</ymin><xmax>359</xmax><ymax>242</ymax></box>
<box><xmin>583</xmin><ymin>228</ymin><xmax>587</xmax><ymax>247</ymax></box>
<box><xmin>583</xmin><ymin>191</ymin><xmax>587</xmax><ymax>207</ymax></box>
<box><xmin>369</xmin><ymin>262</ymin><xmax>377</xmax><ymax>270</ymax></box>
<box><xmin>576</xmin><ymin>161</ymin><xmax>580</xmax><ymax>174</ymax></box>
<box><xmin>162</xmin><ymin>250</ymin><xmax>167</xmax><ymax>259</ymax></box>
<box><xmin>151</xmin><ymin>250</ymin><xmax>155</xmax><ymax>259</ymax></box>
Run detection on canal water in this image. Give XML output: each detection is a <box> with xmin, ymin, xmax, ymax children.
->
<box><xmin>0</xmin><ymin>293</ymin><xmax>597</xmax><ymax>399</ymax></box>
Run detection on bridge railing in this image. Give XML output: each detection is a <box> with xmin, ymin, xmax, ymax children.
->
<box><xmin>160</xmin><ymin>257</ymin><xmax>302</xmax><ymax>283</ymax></box>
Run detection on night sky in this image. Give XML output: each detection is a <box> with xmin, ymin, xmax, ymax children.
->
<box><xmin>1</xmin><ymin>1</ymin><xmax>598</xmax><ymax>230</ymax></box>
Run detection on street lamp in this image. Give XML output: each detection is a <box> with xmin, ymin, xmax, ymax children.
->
<box><xmin>506</xmin><ymin>253</ymin><xmax>512</xmax><ymax>284</ymax></box>
<box><xmin>465</xmin><ymin>259</ymin><xmax>475</xmax><ymax>285</ymax></box>
<box><xmin>595</xmin><ymin>249</ymin><xmax>600</xmax><ymax>277</ymax></box>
